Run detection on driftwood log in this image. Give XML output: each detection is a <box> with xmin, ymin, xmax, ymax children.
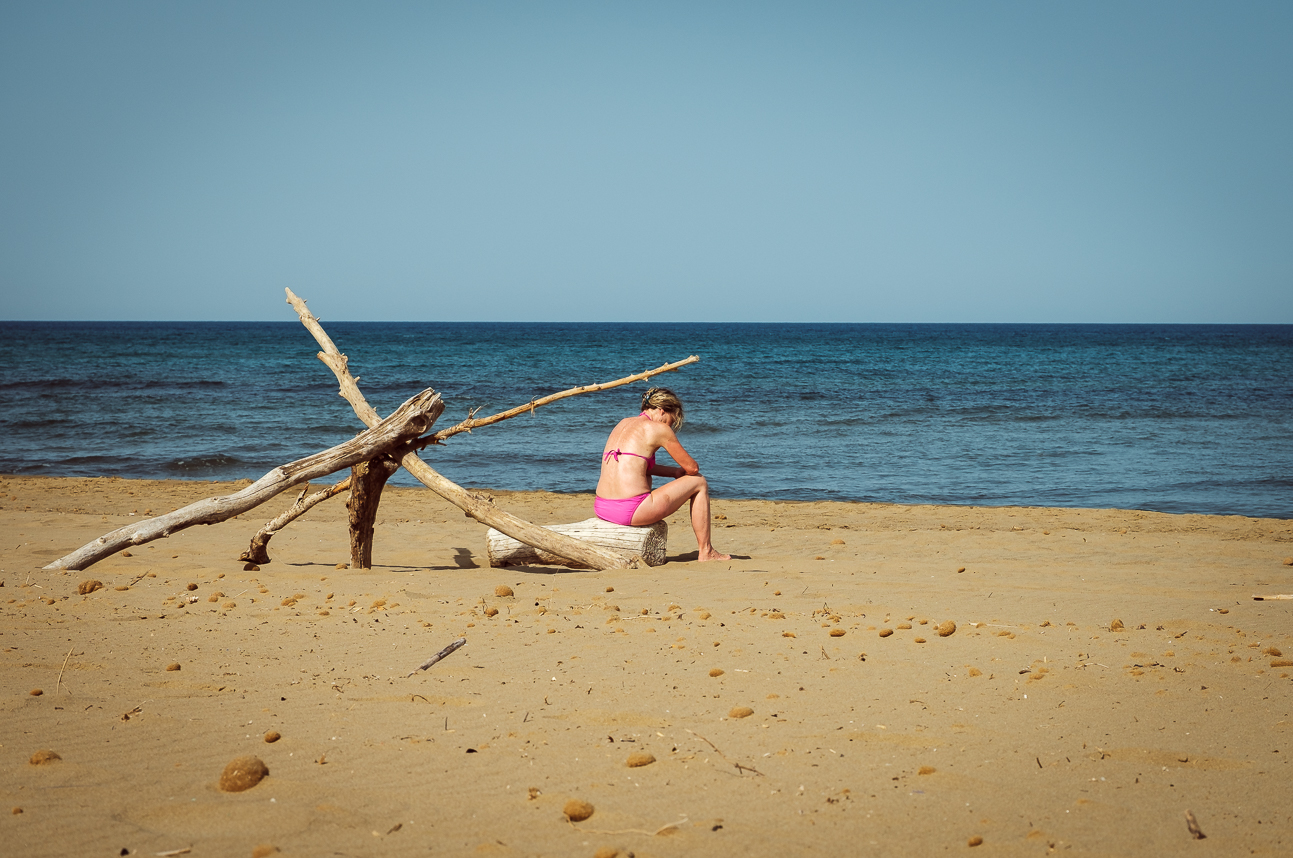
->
<box><xmin>286</xmin><ymin>288</ymin><xmax>644</xmax><ymax>571</ymax></box>
<box><xmin>239</xmin><ymin>478</ymin><xmax>350</xmax><ymax>565</ymax></box>
<box><xmin>487</xmin><ymin>519</ymin><xmax>668</xmax><ymax>568</ymax></box>
<box><xmin>45</xmin><ymin>389</ymin><xmax>444</xmax><ymax>571</ymax></box>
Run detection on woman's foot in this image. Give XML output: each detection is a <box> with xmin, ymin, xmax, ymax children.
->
<box><xmin>697</xmin><ymin>547</ymin><xmax>731</xmax><ymax>562</ymax></box>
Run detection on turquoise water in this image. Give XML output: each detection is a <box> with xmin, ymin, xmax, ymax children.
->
<box><xmin>1</xmin><ymin>322</ymin><xmax>1289</xmax><ymax>518</ymax></box>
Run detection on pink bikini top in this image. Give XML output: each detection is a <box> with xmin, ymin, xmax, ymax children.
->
<box><xmin>602</xmin><ymin>412</ymin><xmax>657</xmax><ymax>467</ymax></box>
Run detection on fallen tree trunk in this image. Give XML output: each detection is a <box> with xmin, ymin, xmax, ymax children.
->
<box><xmin>46</xmin><ymin>389</ymin><xmax>444</xmax><ymax>571</ymax></box>
<box><xmin>487</xmin><ymin>519</ymin><xmax>668</xmax><ymax>568</ymax></box>
<box><xmin>239</xmin><ymin>478</ymin><xmax>350</xmax><ymax>565</ymax></box>
<box><xmin>285</xmin><ymin>288</ymin><xmax>640</xmax><ymax>570</ymax></box>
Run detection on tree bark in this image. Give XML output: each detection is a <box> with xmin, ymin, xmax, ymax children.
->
<box><xmin>286</xmin><ymin>288</ymin><xmax>641</xmax><ymax>570</ymax></box>
<box><xmin>46</xmin><ymin>389</ymin><xmax>444</xmax><ymax>571</ymax></box>
<box><xmin>239</xmin><ymin>478</ymin><xmax>350</xmax><ymax>565</ymax></box>
<box><xmin>347</xmin><ymin>454</ymin><xmax>401</xmax><ymax>568</ymax></box>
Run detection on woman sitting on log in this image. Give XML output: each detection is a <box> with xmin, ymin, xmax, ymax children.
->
<box><xmin>595</xmin><ymin>387</ymin><xmax>730</xmax><ymax>562</ymax></box>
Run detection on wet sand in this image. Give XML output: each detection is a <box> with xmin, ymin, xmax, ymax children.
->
<box><xmin>2</xmin><ymin>475</ymin><xmax>1291</xmax><ymax>857</ymax></box>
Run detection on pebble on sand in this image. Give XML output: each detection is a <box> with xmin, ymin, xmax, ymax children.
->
<box><xmin>1109</xmin><ymin>619</ymin><xmax>1125</xmax><ymax>631</ymax></box>
<box><xmin>495</xmin><ymin>585</ymin><xmax>514</xmax><ymax>597</ymax></box>
<box><xmin>563</xmin><ymin>799</ymin><xmax>595</xmax><ymax>822</ymax></box>
<box><xmin>1273</xmin><ymin>659</ymin><xmax>1293</xmax><ymax>668</ymax></box>
<box><xmin>77</xmin><ymin>580</ymin><xmax>103</xmax><ymax>595</ymax></box>
<box><xmin>593</xmin><ymin>848</ymin><xmax>619</xmax><ymax>858</ymax></box>
<box><xmin>219</xmin><ymin>756</ymin><xmax>269</xmax><ymax>792</ymax></box>
<box><xmin>29</xmin><ymin>688</ymin><xmax>42</xmax><ymax>696</ymax></box>
<box><xmin>251</xmin><ymin>845</ymin><xmax>280</xmax><ymax>858</ymax></box>
<box><xmin>709</xmin><ymin>668</ymin><xmax>725</xmax><ymax>677</ymax></box>
<box><xmin>166</xmin><ymin>663</ymin><xmax>181</xmax><ymax>671</ymax></box>
<box><xmin>243</xmin><ymin>563</ymin><xmax>259</xmax><ymax>571</ymax></box>
<box><xmin>264</xmin><ymin>730</ymin><xmax>281</xmax><ymax>743</ymax></box>
<box><xmin>937</xmin><ymin>621</ymin><xmax>957</xmax><ymax>637</ymax></box>
<box><xmin>29</xmin><ymin>750</ymin><xmax>61</xmax><ymax>765</ymax></box>
<box><xmin>484</xmin><ymin>607</ymin><xmax>499</xmax><ymax>617</ymax></box>
<box><xmin>626</xmin><ymin>751</ymin><xmax>656</xmax><ymax>767</ymax></box>
<box><xmin>918</xmin><ymin>765</ymin><xmax>936</xmax><ymax>775</ymax></box>
<box><xmin>186</xmin><ymin>583</ymin><xmax>198</xmax><ymax>591</ymax></box>
<box><xmin>829</xmin><ymin>629</ymin><xmax>846</xmax><ymax>637</ymax></box>
<box><xmin>729</xmin><ymin>706</ymin><xmax>755</xmax><ymax>719</ymax></box>
<box><xmin>969</xmin><ymin>835</ymin><xmax>984</xmax><ymax>847</ymax></box>
<box><xmin>1283</xmin><ymin>557</ymin><xmax>1293</xmax><ymax>566</ymax></box>
<box><xmin>878</xmin><ymin>629</ymin><xmax>894</xmax><ymax>637</ymax></box>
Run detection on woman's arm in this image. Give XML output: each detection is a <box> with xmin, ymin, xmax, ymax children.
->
<box><xmin>659</xmin><ymin>431</ymin><xmax>700</xmax><ymax>476</ymax></box>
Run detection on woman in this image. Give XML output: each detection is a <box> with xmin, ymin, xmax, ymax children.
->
<box><xmin>595</xmin><ymin>387</ymin><xmax>730</xmax><ymax>562</ymax></box>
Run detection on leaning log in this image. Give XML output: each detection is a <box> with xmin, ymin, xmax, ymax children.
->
<box><xmin>45</xmin><ymin>389</ymin><xmax>444</xmax><ymax>571</ymax></box>
<box><xmin>487</xmin><ymin>519</ymin><xmax>668</xmax><ymax>568</ymax></box>
<box><xmin>286</xmin><ymin>288</ymin><xmax>641</xmax><ymax>570</ymax></box>
<box><xmin>239</xmin><ymin>477</ymin><xmax>350</xmax><ymax>565</ymax></box>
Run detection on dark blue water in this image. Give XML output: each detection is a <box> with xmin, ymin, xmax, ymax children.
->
<box><xmin>1</xmin><ymin>322</ymin><xmax>1289</xmax><ymax>518</ymax></box>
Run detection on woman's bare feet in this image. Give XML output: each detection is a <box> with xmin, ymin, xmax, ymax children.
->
<box><xmin>698</xmin><ymin>546</ymin><xmax>731</xmax><ymax>562</ymax></box>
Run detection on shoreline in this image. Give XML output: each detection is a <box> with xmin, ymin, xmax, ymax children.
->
<box><xmin>3</xmin><ymin>475</ymin><xmax>1292</xmax><ymax>856</ymax></box>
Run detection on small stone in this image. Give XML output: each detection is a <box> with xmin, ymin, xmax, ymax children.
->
<box><xmin>244</xmin><ymin>563</ymin><xmax>259</xmax><ymax>571</ymax></box>
<box><xmin>896</xmin><ymin>622</ymin><xmax>912</xmax><ymax>630</ymax></box>
<box><xmin>878</xmin><ymin>628</ymin><xmax>894</xmax><ymax>637</ymax></box>
<box><xmin>913</xmin><ymin>637</ymin><xmax>927</xmax><ymax>643</ymax></box>
<box><xmin>77</xmin><ymin>580</ymin><xmax>104</xmax><ymax>595</ymax></box>
<box><xmin>1109</xmin><ymin>619</ymin><xmax>1125</xmax><ymax>631</ymax></box>
<box><xmin>1283</xmin><ymin>557</ymin><xmax>1293</xmax><ymax>566</ymax></box>
<box><xmin>1273</xmin><ymin>659</ymin><xmax>1293</xmax><ymax>668</ymax></box>
<box><xmin>709</xmin><ymin>668</ymin><xmax>724</xmax><ymax>677</ymax></box>
<box><xmin>29</xmin><ymin>750</ymin><xmax>61</xmax><ymax>765</ymax></box>
<box><xmin>968</xmin><ymin>667</ymin><xmax>982</xmax><ymax>677</ymax></box>
<box><xmin>605</xmin><ymin>586</ymin><xmax>614</xmax><ymax>592</ymax></box>
<box><xmin>219</xmin><ymin>755</ymin><xmax>269</xmax><ymax>792</ymax></box>
<box><xmin>121</xmin><ymin>551</ymin><xmax>132</xmax><ymax>557</ymax></box>
<box><xmin>831</xmin><ymin>539</ymin><xmax>845</xmax><ymax>545</ymax></box>
<box><xmin>956</xmin><ymin>566</ymin><xmax>966</xmax><ymax>573</ymax></box>
<box><xmin>186</xmin><ymin>583</ymin><xmax>198</xmax><ymax>591</ymax></box>
<box><xmin>937</xmin><ymin>621</ymin><xmax>957</xmax><ymax>637</ymax></box>
<box><xmin>495</xmin><ymin>585</ymin><xmax>514</xmax><ymax>597</ymax></box>
<box><xmin>335</xmin><ymin>563</ymin><xmax>348</xmax><ymax>570</ymax></box>
<box><xmin>166</xmin><ymin>662</ymin><xmax>181</xmax><ymax>671</ymax></box>
<box><xmin>29</xmin><ymin>688</ymin><xmax>42</xmax><ymax>696</ymax></box>
<box><xmin>593</xmin><ymin>848</ymin><xmax>618</xmax><ymax>858</ymax></box>
<box><xmin>563</xmin><ymin>799</ymin><xmax>594</xmax><ymax>822</ymax></box>
<box><xmin>1265</xmin><ymin>647</ymin><xmax>1283</xmax><ymax>657</ymax></box>
<box><xmin>251</xmin><ymin>845</ymin><xmax>280</xmax><ymax>858</ymax></box>
<box><xmin>11</xmin><ymin>807</ymin><xmax>21</xmax><ymax>815</ymax></box>
<box><xmin>829</xmin><ymin>629</ymin><xmax>846</xmax><ymax>637</ymax></box>
<box><xmin>918</xmin><ymin>765</ymin><xmax>936</xmax><ymax>775</ymax></box>
<box><xmin>626</xmin><ymin>751</ymin><xmax>656</xmax><ymax>768</ymax></box>
<box><xmin>264</xmin><ymin>730</ymin><xmax>281</xmax><ymax>743</ymax></box>
<box><xmin>484</xmin><ymin>607</ymin><xmax>499</xmax><ymax>617</ymax></box>
<box><xmin>728</xmin><ymin>706</ymin><xmax>754</xmax><ymax>719</ymax></box>
<box><xmin>969</xmin><ymin>835</ymin><xmax>984</xmax><ymax>847</ymax></box>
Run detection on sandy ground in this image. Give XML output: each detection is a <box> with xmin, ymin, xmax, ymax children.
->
<box><xmin>2</xmin><ymin>475</ymin><xmax>1292</xmax><ymax>857</ymax></box>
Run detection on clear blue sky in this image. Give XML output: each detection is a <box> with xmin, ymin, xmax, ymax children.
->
<box><xmin>2</xmin><ymin>2</ymin><xmax>1289</xmax><ymax>323</ymax></box>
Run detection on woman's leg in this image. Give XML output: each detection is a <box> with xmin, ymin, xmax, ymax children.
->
<box><xmin>631</xmin><ymin>476</ymin><xmax>730</xmax><ymax>561</ymax></box>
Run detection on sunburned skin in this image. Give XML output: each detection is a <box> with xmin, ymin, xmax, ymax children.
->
<box><xmin>595</xmin><ymin>405</ymin><xmax>731</xmax><ymax>562</ymax></box>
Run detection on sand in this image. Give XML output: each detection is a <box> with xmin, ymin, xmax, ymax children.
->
<box><xmin>2</xmin><ymin>475</ymin><xmax>1291</xmax><ymax>856</ymax></box>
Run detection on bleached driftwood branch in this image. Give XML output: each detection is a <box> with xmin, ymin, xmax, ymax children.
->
<box><xmin>285</xmin><ymin>288</ymin><xmax>642</xmax><ymax>570</ymax></box>
<box><xmin>239</xmin><ymin>477</ymin><xmax>351</xmax><ymax>565</ymax></box>
<box><xmin>428</xmin><ymin>355</ymin><xmax>699</xmax><ymax>444</ymax></box>
<box><xmin>45</xmin><ymin>389</ymin><xmax>444</xmax><ymax>571</ymax></box>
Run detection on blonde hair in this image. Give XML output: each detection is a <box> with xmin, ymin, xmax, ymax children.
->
<box><xmin>641</xmin><ymin>387</ymin><xmax>685</xmax><ymax>430</ymax></box>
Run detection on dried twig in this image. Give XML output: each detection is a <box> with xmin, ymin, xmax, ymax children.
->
<box><xmin>1252</xmin><ymin>594</ymin><xmax>1293</xmax><ymax>600</ymax></box>
<box><xmin>407</xmin><ymin>638</ymin><xmax>467</xmax><ymax>677</ymax></box>
<box><xmin>428</xmin><ymin>355</ymin><xmax>700</xmax><ymax>444</ymax></box>
<box><xmin>685</xmin><ymin>728</ymin><xmax>764</xmax><ymax>776</ymax></box>
<box><xmin>1184</xmin><ymin>810</ymin><xmax>1206</xmax><ymax>839</ymax></box>
<box><xmin>55</xmin><ymin>645</ymin><xmax>74</xmax><ymax>696</ymax></box>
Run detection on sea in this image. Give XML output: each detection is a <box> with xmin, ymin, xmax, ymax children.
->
<box><xmin>1</xmin><ymin>322</ymin><xmax>1290</xmax><ymax>519</ymax></box>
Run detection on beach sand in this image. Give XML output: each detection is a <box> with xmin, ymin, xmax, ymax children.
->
<box><xmin>2</xmin><ymin>475</ymin><xmax>1291</xmax><ymax>856</ymax></box>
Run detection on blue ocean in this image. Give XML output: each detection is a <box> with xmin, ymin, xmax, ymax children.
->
<box><xmin>1</xmin><ymin>322</ymin><xmax>1289</xmax><ymax>519</ymax></box>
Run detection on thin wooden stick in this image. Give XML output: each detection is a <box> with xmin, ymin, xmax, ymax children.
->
<box><xmin>1252</xmin><ymin>594</ymin><xmax>1293</xmax><ymax>600</ymax></box>
<box><xmin>407</xmin><ymin>638</ymin><xmax>467</xmax><ymax>677</ymax></box>
<box><xmin>685</xmin><ymin>728</ymin><xmax>764</xmax><ymax>776</ymax></box>
<box><xmin>55</xmin><ymin>644</ymin><xmax>74</xmax><ymax>696</ymax></box>
<box><xmin>429</xmin><ymin>355</ymin><xmax>699</xmax><ymax>443</ymax></box>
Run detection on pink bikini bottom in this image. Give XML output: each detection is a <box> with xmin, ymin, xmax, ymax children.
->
<box><xmin>594</xmin><ymin>492</ymin><xmax>650</xmax><ymax>526</ymax></box>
